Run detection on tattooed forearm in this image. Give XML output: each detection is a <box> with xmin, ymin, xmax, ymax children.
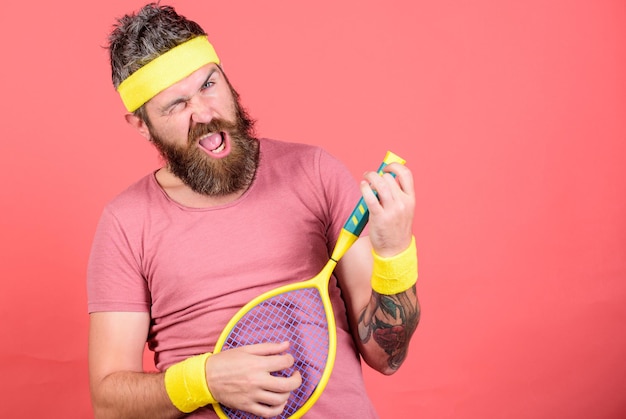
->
<box><xmin>358</xmin><ymin>285</ymin><xmax>420</xmax><ymax>370</ymax></box>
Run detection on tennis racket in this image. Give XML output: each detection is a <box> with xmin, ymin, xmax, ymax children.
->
<box><xmin>212</xmin><ymin>151</ymin><xmax>406</xmax><ymax>419</ymax></box>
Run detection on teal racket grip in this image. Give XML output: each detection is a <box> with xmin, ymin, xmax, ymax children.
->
<box><xmin>342</xmin><ymin>151</ymin><xmax>406</xmax><ymax>236</ymax></box>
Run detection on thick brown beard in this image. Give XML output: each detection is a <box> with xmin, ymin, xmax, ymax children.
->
<box><xmin>150</xmin><ymin>102</ymin><xmax>259</xmax><ymax>197</ymax></box>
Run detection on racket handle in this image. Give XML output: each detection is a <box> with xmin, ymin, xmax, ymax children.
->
<box><xmin>342</xmin><ymin>151</ymin><xmax>406</xmax><ymax>236</ymax></box>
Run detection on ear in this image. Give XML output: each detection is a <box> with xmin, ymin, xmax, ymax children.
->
<box><xmin>125</xmin><ymin>113</ymin><xmax>151</xmax><ymax>141</ymax></box>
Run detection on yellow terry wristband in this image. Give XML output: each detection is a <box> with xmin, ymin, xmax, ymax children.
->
<box><xmin>164</xmin><ymin>352</ymin><xmax>217</xmax><ymax>413</ymax></box>
<box><xmin>371</xmin><ymin>236</ymin><xmax>418</xmax><ymax>295</ymax></box>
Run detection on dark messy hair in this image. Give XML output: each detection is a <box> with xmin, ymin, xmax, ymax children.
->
<box><xmin>108</xmin><ymin>3</ymin><xmax>206</xmax><ymax>88</ymax></box>
<box><xmin>108</xmin><ymin>3</ymin><xmax>207</xmax><ymax>119</ymax></box>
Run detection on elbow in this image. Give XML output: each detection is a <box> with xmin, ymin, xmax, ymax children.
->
<box><xmin>379</xmin><ymin>365</ymin><xmax>400</xmax><ymax>376</ymax></box>
<box><xmin>361</xmin><ymin>354</ymin><xmax>405</xmax><ymax>376</ymax></box>
<box><xmin>90</xmin><ymin>382</ymin><xmax>120</xmax><ymax>419</ymax></box>
<box><xmin>363</xmin><ymin>361</ymin><xmax>401</xmax><ymax>376</ymax></box>
<box><xmin>91</xmin><ymin>403</ymin><xmax>112</xmax><ymax>419</ymax></box>
<box><xmin>90</xmin><ymin>395</ymin><xmax>115</xmax><ymax>419</ymax></box>
<box><xmin>362</xmin><ymin>347</ymin><xmax>412</xmax><ymax>376</ymax></box>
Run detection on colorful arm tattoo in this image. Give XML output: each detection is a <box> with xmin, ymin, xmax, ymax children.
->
<box><xmin>358</xmin><ymin>285</ymin><xmax>420</xmax><ymax>370</ymax></box>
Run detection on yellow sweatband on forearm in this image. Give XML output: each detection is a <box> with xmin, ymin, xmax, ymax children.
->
<box><xmin>164</xmin><ymin>352</ymin><xmax>217</xmax><ymax>413</ymax></box>
<box><xmin>371</xmin><ymin>236</ymin><xmax>418</xmax><ymax>295</ymax></box>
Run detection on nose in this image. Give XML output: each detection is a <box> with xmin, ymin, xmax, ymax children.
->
<box><xmin>189</xmin><ymin>96</ymin><xmax>214</xmax><ymax>124</ymax></box>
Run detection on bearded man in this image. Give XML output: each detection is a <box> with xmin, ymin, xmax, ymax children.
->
<box><xmin>88</xmin><ymin>3</ymin><xmax>420</xmax><ymax>418</ymax></box>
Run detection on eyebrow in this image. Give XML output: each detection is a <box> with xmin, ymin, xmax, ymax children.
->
<box><xmin>160</xmin><ymin>96</ymin><xmax>188</xmax><ymax>114</ymax></box>
<box><xmin>159</xmin><ymin>69</ymin><xmax>218</xmax><ymax>113</ymax></box>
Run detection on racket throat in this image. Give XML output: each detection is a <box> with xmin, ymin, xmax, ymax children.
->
<box><xmin>321</xmin><ymin>259</ymin><xmax>338</xmax><ymax>277</ymax></box>
<box><xmin>331</xmin><ymin>229</ymin><xmax>359</xmax><ymax>262</ymax></box>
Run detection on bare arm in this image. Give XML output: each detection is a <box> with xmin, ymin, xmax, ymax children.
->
<box><xmin>336</xmin><ymin>162</ymin><xmax>420</xmax><ymax>375</ymax></box>
<box><xmin>88</xmin><ymin>312</ymin><xmax>181</xmax><ymax>419</ymax></box>
<box><xmin>358</xmin><ymin>282</ymin><xmax>420</xmax><ymax>373</ymax></box>
<box><xmin>88</xmin><ymin>312</ymin><xmax>302</xmax><ymax>418</ymax></box>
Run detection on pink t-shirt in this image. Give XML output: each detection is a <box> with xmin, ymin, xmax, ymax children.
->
<box><xmin>87</xmin><ymin>138</ymin><xmax>379</xmax><ymax>418</ymax></box>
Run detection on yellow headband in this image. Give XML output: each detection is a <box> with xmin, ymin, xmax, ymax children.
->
<box><xmin>117</xmin><ymin>36</ymin><xmax>220</xmax><ymax>112</ymax></box>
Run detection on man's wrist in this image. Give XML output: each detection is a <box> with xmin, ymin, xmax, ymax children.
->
<box><xmin>371</xmin><ymin>236</ymin><xmax>418</xmax><ymax>295</ymax></box>
<box><xmin>164</xmin><ymin>352</ymin><xmax>217</xmax><ymax>413</ymax></box>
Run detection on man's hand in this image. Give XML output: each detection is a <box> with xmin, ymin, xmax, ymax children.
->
<box><xmin>360</xmin><ymin>162</ymin><xmax>415</xmax><ymax>257</ymax></box>
<box><xmin>206</xmin><ymin>341</ymin><xmax>302</xmax><ymax>418</ymax></box>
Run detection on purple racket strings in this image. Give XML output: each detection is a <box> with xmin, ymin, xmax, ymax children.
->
<box><xmin>220</xmin><ymin>288</ymin><xmax>329</xmax><ymax>419</ymax></box>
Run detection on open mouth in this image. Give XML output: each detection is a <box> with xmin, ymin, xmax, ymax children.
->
<box><xmin>198</xmin><ymin>132</ymin><xmax>227</xmax><ymax>154</ymax></box>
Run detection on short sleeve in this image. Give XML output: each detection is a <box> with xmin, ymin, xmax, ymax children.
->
<box><xmin>87</xmin><ymin>206</ymin><xmax>150</xmax><ymax>313</ymax></box>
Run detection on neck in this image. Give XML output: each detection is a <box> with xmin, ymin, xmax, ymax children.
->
<box><xmin>155</xmin><ymin>167</ymin><xmax>247</xmax><ymax>208</ymax></box>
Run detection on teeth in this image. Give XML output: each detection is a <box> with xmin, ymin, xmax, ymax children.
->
<box><xmin>211</xmin><ymin>141</ymin><xmax>226</xmax><ymax>154</ymax></box>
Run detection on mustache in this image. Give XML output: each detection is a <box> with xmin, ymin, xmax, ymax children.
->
<box><xmin>188</xmin><ymin>118</ymin><xmax>238</xmax><ymax>144</ymax></box>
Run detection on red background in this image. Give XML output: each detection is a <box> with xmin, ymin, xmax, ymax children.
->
<box><xmin>1</xmin><ymin>1</ymin><xmax>625</xmax><ymax>417</ymax></box>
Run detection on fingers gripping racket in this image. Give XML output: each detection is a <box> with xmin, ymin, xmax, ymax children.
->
<box><xmin>212</xmin><ymin>151</ymin><xmax>406</xmax><ymax>419</ymax></box>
